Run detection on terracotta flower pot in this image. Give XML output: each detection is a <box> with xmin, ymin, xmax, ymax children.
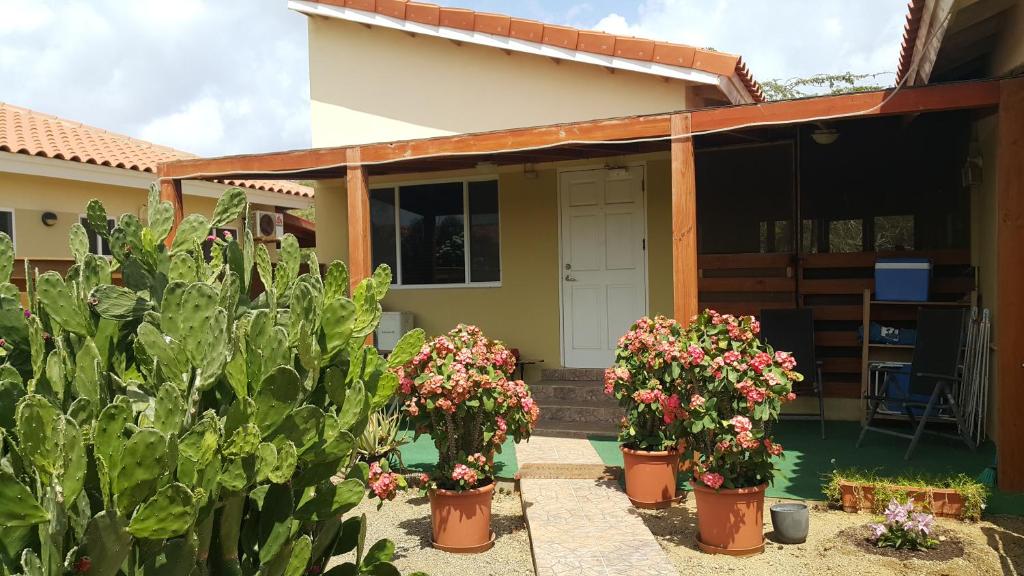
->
<box><xmin>691</xmin><ymin>481</ymin><xmax>767</xmax><ymax>556</ymax></box>
<box><xmin>837</xmin><ymin>480</ymin><xmax>967</xmax><ymax>519</ymax></box>
<box><xmin>429</xmin><ymin>482</ymin><xmax>496</xmax><ymax>553</ymax></box>
<box><xmin>621</xmin><ymin>446</ymin><xmax>681</xmax><ymax>509</ymax></box>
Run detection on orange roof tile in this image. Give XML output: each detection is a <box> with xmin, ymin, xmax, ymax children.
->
<box><xmin>0</xmin><ymin>102</ymin><xmax>313</xmax><ymax>198</ymax></box>
<box><xmin>307</xmin><ymin>0</ymin><xmax>764</xmax><ymax>102</ymax></box>
<box><xmin>896</xmin><ymin>0</ymin><xmax>927</xmax><ymax>84</ymax></box>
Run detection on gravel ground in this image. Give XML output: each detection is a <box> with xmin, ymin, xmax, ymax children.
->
<box><xmin>330</xmin><ymin>488</ymin><xmax>534</xmax><ymax>576</ymax></box>
<box><xmin>636</xmin><ymin>497</ymin><xmax>1024</xmax><ymax>576</ymax></box>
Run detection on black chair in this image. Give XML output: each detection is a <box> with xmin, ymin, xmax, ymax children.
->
<box><xmin>760</xmin><ymin>308</ymin><xmax>825</xmax><ymax>439</ymax></box>
<box><xmin>857</xmin><ymin>308</ymin><xmax>976</xmax><ymax>460</ymax></box>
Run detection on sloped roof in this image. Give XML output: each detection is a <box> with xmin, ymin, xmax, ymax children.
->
<box><xmin>0</xmin><ymin>102</ymin><xmax>313</xmax><ymax>198</ymax></box>
<box><xmin>896</xmin><ymin>0</ymin><xmax>928</xmax><ymax>84</ymax></box>
<box><xmin>299</xmin><ymin>0</ymin><xmax>764</xmax><ymax>102</ymax></box>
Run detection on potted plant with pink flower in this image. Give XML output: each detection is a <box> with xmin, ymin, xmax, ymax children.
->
<box><xmin>679</xmin><ymin>309</ymin><xmax>801</xmax><ymax>556</ymax></box>
<box><xmin>605</xmin><ymin>316</ymin><xmax>691</xmax><ymax>508</ymax></box>
<box><xmin>396</xmin><ymin>324</ymin><xmax>538</xmax><ymax>553</ymax></box>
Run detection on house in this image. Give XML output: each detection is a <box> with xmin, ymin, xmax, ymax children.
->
<box><xmin>157</xmin><ymin>0</ymin><xmax>1024</xmax><ymax>489</ymax></box>
<box><xmin>0</xmin><ymin>102</ymin><xmax>314</xmax><ymax>284</ymax></box>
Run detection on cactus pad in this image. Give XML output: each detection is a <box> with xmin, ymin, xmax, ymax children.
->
<box><xmin>114</xmin><ymin>428</ymin><xmax>169</xmax><ymax>515</ymax></box>
<box><xmin>128</xmin><ymin>483</ymin><xmax>196</xmax><ymax>539</ymax></box>
<box><xmin>0</xmin><ymin>471</ymin><xmax>48</xmax><ymax>526</ymax></box>
<box><xmin>37</xmin><ymin>272</ymin><xmax>91</xmax><ymax>335</ymax></box>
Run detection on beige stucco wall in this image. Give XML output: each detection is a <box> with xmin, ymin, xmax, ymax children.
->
<box><xmin>0</xmin><ymin>171</ymin><xmax>226</xmax><ymax>259</ymax></box>
<box><xmin>971</xmin><ymin>113</ymin><xmax>1000</xmax><ymax>440</ymax></box>
<box><xmin>307</xmin><ymin>18</ymin><xmax>693</xmax><ymax>147</ymax></box>
<box><xmin>314</xmin><ymin>157</ymin><xmax>676</xmax><ymax>380</ymax></box>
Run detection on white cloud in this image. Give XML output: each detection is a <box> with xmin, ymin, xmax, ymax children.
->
<box><xmin>139</xmin><ymin>97</ymin><xmax>225</xmax><ymax>154</ymax></box>
<box><xmin>586</xmin><ymin>0</ymin><xmax>906</xmax><ymax>84</ymax></box>
<box><xmin>0</xmin><ymin>0</ymin><xmax>310</xmax><ymax>157</ymax></box>
<box><xmin>0</xmin><ymin>0</ymin><xmax>54</xmax><ymax>33</ymax></box>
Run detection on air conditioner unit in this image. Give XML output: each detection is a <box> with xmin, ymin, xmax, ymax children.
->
<box><xmin>377</xmin><ymin>312</ymin><xmax>414</xmax><ymax>353</ymax></box>
<box><xmin>251</xmin><ymin>211</ymin><xmax>284</xmax><ymax>241</ymax></box>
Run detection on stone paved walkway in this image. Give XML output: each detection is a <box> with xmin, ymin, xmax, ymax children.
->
<box><xmin>516</xmin><ymin>436</ymin><xmax>676</xmax><ymax>576</ymax></box>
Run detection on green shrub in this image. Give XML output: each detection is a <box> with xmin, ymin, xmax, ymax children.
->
<box><xmin>0</xmin><ymin>187</ymin><xmax>426</xmax><ymax>576</ymax></box>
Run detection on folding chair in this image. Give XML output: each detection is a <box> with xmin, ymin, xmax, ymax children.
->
<box><xmin>760</xmin><ymin>308</ymin><xmax>826</xmax><ymax>439</ymax></box>
<box><xmin>857</xmin><ymin>308</ymin><xmax>976</xmax><ymax>460</ymax></box>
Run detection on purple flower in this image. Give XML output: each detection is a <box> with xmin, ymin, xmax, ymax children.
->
<box><xmin>911</xmin><ymin>512</ymin><xmax>934</xmax><ymax>535</ymax></box>
<box><xmin>869</xmin><ymin>523</ymin><xmax>887</xmax><ymax>540</ymax></box>
<box><xmin>23</xmin><ymin>309</ymin><xmax>31</xmax><ymax>319</ymax></box>
<box><xmin>883</xmin><ymin>499</ymin><xmax>910</xmax><ymax>524</ymax></box>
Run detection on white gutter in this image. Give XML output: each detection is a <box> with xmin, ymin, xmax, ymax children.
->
<box><xmin>288</xmin><ymin>0</ymin><xmax>740</xmax><ymax>96</ymax></box>
<box><xmin>0</xmin><ymin>152</ymin><xmax>313</xmax><ymax>209</ymax></box>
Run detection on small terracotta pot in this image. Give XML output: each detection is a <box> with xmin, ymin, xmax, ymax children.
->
<box><xmin>621</xmin><ymin>446</ymin><xmax>681</xmax><ymax>509</ymax></box>
<box><xmin>691</xmin><ymin>481</ymin><xmax>767</xmax><ymax>556</ymax></box>
<box><xmin>429</xmin><ymin>482</ymin><xmax>496</xmax><ymax>553</ymax></box>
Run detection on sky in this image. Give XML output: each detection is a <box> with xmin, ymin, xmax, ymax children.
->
<box><xmin>0</xmin><ymin>0</ymin><xmax>909</xmax><ymax>158</ymax></box>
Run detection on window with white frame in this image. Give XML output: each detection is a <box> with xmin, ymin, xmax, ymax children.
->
<box><xmin>0</xmin><ymin>210</ymin><xmax>13</xmax><ymax>246</ymax></box>
<box><xmin>79</xmin><ymin>216</ymin><xmax>115</xmax><ymax>256</ymax></box>
<box><xmin>370</xmin><ymin>179</ymin><xmax>500</xmax><ymax>286</ymax></box>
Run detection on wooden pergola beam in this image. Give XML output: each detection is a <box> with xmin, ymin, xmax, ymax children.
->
<box><xmin>997</xmin><ymin>76</ymin><xmax>1024</xmax><ymax>491</ymax></box>
<box><xmin>671</xmin><ymin>113</ymin><xmax>698</xmax><ymax>323</ymax></box>
<box><xmin>156</xmin><ymin>80</ymin><xmax>1002</xmax><ymax>183</ymax></box>
<box><xmin>156</xmin><ymin>168</ymin><xmax>183</xmax><ymax>246</ymax></box>
<box><xmin>689</xmin><ymin>79</ymin><xmax>1000</xmax><ymax>134</ymax></box>
<box><xmin>346</xmin><ymin>148</ymin><xmax>372</xmax><ymax>294</ymax></box>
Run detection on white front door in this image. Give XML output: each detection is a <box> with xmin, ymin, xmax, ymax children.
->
<box><xmin>559</xmin><ymin>167</ymin><xmax>647</xmax><ymax>368</ymax></box>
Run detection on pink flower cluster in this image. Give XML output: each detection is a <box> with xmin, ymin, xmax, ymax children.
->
<box><xmin>701</xmin><ymin>472</ymin><xmax>725</xmax><ymax>490</ymax></box>
<box><xmin>451</xmin><ymin>464</ymin><xmax>478</xmax><ymax>486</ymax></box>
<box><xmin>368</xmin><ymin>462</ymin><xmax>402</xmax><ymax>502</ymax></box>
<box><xmin>659</xmin><ymin>394</ymin><xmax>687</xmax><ymax>424</ymax></box>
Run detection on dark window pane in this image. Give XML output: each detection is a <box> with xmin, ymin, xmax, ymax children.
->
<box><xmin>399</xmin><ymin>182</ymin><xmax>464</xmax><ymax>285</ymax></box>
<box><xmin>370</xmin><ymin>188</ymin><xmax>397</xmax><ymax>277</ymax></box>
<box><xmin>469</xmin><ymin>180</ymin><xmax>500</xmax><ymax>282</ymax></box>
<box><xmin>0</xmin><ymin>211</ymin><xmax>13</xmax><ymax>241</ymax></box>
<box><xmin>81</xmin><ymin>217</ymin><xmax>114</xmax><ymax>256</ymax></box>
<box><xmin>828</xmin><ymin>219</ymin><xmax>864</xmax><ymax>253</ymax></box>
<box><xmin>875</xmin><ymin>215</ymin><xmax>914</xmax><ymax>251</ymax></box>
<box><xmin>697</xmin><ymin>144</ymin><xmax>794</xmax><ymax>254</ymax></box>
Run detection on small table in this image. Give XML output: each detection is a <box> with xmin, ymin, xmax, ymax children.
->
<box><xmin>516</xmin><ymin>359</ymin><xmax>544</xmax><ymax>381</ymax></box>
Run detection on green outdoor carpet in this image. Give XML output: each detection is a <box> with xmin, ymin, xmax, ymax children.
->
<box><xmin>588</xmin><ymin>420</ymin><xmax>1024</xmax><ymax>516</ymax></box>
<box><xmin>397</xmin><ymin>431</ymin><xmax>519</xmax><ymax>479</ymax></box>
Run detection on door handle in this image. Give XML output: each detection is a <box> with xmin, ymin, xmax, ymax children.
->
<box><xmin>564</xmin><ymin>274</ymin><xmax>577</xmax><ymax>282</ymax></box>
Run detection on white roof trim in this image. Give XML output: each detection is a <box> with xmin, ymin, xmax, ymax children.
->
<box><xmin>289</xmin><ymin>0</ymin><xmax>727</xmax><ymax>89</ymax></box>
<box><xmin>0</xmin><ymin>152</ymin><xmax>313</xmax><ymax>209</ymax></box>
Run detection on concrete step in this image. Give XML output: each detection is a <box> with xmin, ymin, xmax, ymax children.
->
<box><xmin>539</xmin><ymin>368</ymin><xmax>606</xmax><ymax>381</ymax></box>
<box><xmin>533</xmin><ymin>417</ymin><xmax>619</xmax><ymax>439</ymax></box>
<box><xmin>538</xmin><ymin>401</ymin><xmax>621</xmax><ymax>424</ymax></box>
<box><xmin>530</xmin><ymin>380</ymin><xmax>612</xmax><ymax>403</ymax></box>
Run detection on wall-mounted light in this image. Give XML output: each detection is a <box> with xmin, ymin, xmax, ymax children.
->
<box><xmin>41</xmin><ymin>212</ymin><xmax>58</xmax><ymax>227</ymax></box>
<box><xmin>811</xmin><ymin>127</ymin><xmax>840</xmax><ymax>145</ymax></box>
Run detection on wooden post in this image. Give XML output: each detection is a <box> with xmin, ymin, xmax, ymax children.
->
<box><xmin>671</xmin><ymin>113</ymin><xmax>699</xmax><ymax>322</ymax></box>
<box><xmin>998</xmin><ymin>77</ymin><xmax>1024</xmax><ymax>491</ymax></box>
<box><xmin>346</xmin><ymin>148</ymin><xmax>372</xmax><ymax>293</ymax></box>
<box><xmin>157</xmin><ymin>171</ymin><xmax>184</xmax><ymax>246</ymax></box>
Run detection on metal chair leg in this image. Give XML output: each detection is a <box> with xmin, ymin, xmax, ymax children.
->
<box><xmin>905</xmin><ymin>383</ymin><xmax>942</xmax><ymax>460</ymax></box>
<box><xmin>943</xmin><ymin>386</ymin><xmax>977</xmax><ymax>452</ymax></box>
<box><xmin>857</xmin><ymin>396</ymin><xmax>881</xmax><ymax>448</ymax></box>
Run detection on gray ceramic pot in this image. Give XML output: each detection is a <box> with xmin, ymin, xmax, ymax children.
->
<box><xmin>770</xmin><ymin>502</ymin><xmax>809</xmax><ymax>544</ymax></box>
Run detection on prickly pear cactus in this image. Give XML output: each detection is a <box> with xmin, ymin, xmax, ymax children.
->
<box><xmin>0</xmin><ymin>190</ymin><xmax>426</xmax><ymax>576</ymax></box>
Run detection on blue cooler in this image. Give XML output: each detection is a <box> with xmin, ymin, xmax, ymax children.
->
<box><xmin>874</xmin><ymin>258</ymin><xmax>931</xmax><ymax>301</ymax></box>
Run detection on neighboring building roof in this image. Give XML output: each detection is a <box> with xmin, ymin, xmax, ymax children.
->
<box><xmin>0</xmin><ymin>102</ymin><xmax>313</xmax><ymax>198</ymax></box>
<box><xmin>292</xmin><ymin>0</ymin><xmax>763</xmax><ymax>103</ymax></box>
